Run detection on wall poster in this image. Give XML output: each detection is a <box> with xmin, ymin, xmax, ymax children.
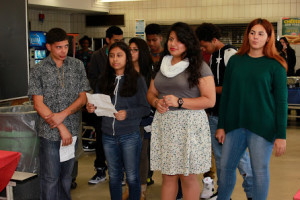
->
<box><xmin>135</xmin><ymin>19</ymin><xmax>145</xmax><ymax>40</ymax></box>
<box><xmin>282</xmin><ymin>18</ymin><xmax>300</xmax><ymax>45</ymax></box>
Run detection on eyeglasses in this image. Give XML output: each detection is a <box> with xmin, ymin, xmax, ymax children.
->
<box><xmin>129</xmin><ymin>48</ymin><xmax>139</xmax><ymax>53</ymax></box>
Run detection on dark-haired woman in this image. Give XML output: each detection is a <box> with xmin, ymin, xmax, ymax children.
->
<box><xmin>76</xmin><ymin>35</ymin><xmax>93</xmax><ymax>74</ymax></box>
<box><xmin>147</xmin><ymin>22</ymin><xmax>216</xmax><ymax>200</ymax></box>
<box><xmin>216</xmin><ymin>18</ymin><xmax>287</xmax><ymax>200</ymax></box>
<box><xmin>129</xmin><ymin>37</ymin><xmax>153</xmax><ymax>86</ymax></box>
<box><xmin>127</xmin><ymin>37</ymin><xmax>153</xmax><ymax>199</ymax></box>
<box><xmin>275</xmin><ymin>40</ymin><xmax>286</xmax><ymax>60</ymax></box>
<box><xmin>86</xmin><ymin>42</ymin><xmax>150</xmax><ymax>200</ymax></box>
<box><xmin>280</xmin><ymin>37</ymin><xmax>296</xmax><ymax>76</ymax></box>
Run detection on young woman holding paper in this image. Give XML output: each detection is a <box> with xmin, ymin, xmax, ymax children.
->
<box><xmin>86</xmin><ymin>42</ymin><xmax>150</xmax><ymax>200</ymax></box>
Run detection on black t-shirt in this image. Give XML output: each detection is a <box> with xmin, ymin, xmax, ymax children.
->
<box><xmin>207</xmin><ymin>44</ymin><xmax>237</xmax><ymax>116</ymax></box>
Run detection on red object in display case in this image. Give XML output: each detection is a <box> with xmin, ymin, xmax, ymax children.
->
<box><xmin>67</xmin><ymin>33</ymin><xmax>79</xmax><ymax>57</ymax></box>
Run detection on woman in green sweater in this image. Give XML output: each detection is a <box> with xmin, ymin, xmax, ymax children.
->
<box><xmin>215</xmin><ymin>18</ymin><xmax>287</xmax><ymax>200</ymax></box>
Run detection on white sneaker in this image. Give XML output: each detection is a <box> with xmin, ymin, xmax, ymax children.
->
<box><xmin>208</xmin><ymin>192</ymin><xmax>218</xmax><ymax>200</ymax></box>
<box><xmin>200</xmin><ymin>177</ymin><xmax>215</xmax><ymax>199</ymax></box>
<box><xmin>122</xmin><ymin>176</ymin><xmax>126</xmax><ymax>186</ymax></box>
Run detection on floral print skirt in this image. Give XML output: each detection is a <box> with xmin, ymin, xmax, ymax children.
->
<box><xmin>150</xmin><ymin>109</ymin><xmax>211</xmax><ymax>176</ymax></box>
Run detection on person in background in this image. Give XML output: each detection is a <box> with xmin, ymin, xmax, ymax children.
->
<box><xmin>216</xmin><ymin>18</ymin><xmax>287</xmax><ymax>200</ymax></box>
<box><xmin>73</xmin><ymin>35</ymin><xmax>94</xmax><ymax>190</ymax></box>
<box><xmin>275</xmin><ymin>40</ymin><xmax>286</xmax><ymax>60</ymax></box>
<box><xmin>120</xmin><ymin>37</ymin><xmax>153</xmax><ymax>200</ymax></box>
<box><xmin>87</xmin><ymin>26</ymin><xmax>123</xmax><ymax>185</ymax></box>
<box><xmin>195</xmin><ymin>23</ymin><xmax>253</xmax><ymax>200</ymax></box>
<box><xmin>129</xmin><ymin>37</ymin><xmax>152</xmax><ymax>86</ymax></box>
<box><xmin>202</xmin><ymin>51</ymin><xmax>211</xmax><ymax>64</ymax></box>
<box><xmin>144</xmin><ymin>23</ymin><xmax>165</xmax><ymax>187</ymax></box>
<box><xmin>76</xmin><ymin>35</ymin><xmax>93</xmax><ymax>74</ymax></box>
<box><xmin>280</xmin><ymin>38</ymin><xmax>300</xmax><ymax>122</ymax></box>
<box><xmin>145</xmin><ymin>23</ymin><xmax>164</xmax><ymax>64</ymax></box>
<box><xmin>280</xmin><ymin>36</ymin><xmax>296</xmax><ymax>76</ymax></box>
<box><xmin>89</xmin><ymin>26</ymin><xmax>124</xmax><ymax>91</ymax></box>
<box><xmin>86</xmin><ymin>42</ymin><xmax>150</xmax><ymax>200</ymax></box>
<box><xmin>147</xmin><ymin>22</ymin><xmax>216</xmax><ymax>200</ymax></box>
<box><xmin>28</xmin><ymin>28</ymin><xmax>90</xmax><ymax>200</ymax></box>
<box><xmin>296</xmin><ymin>68</ymin><xmax>300</xmax><ymax>76</ymax></box>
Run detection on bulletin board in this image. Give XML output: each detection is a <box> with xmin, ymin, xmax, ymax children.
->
<box><xmin>0</xmin><ymin>0</ymin><xmax>29</xmax><ymax>101</ymax></box>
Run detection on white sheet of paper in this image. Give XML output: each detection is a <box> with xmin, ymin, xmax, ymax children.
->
<box><xmin>144</xmin><ymin>125</ymin><xmax>152</xmax><ymax>133</ymax></box>
<box><xmin>60</xmin><ymin>136</ymin><xmax>77</xmax><ymax>162</ymax></box>
<box><xmin>86</xmin><ymin>93</ymin><xmax>117</xmax><ymax>117</ymax></box>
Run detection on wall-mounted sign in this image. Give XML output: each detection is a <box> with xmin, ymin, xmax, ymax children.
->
<box><xmin>135</xmin><ymin>19</ymin><xmax>145</xmax><ymax>39</ymax></box>
<box><xmin>282</xmin><ymin>18</ymin><xmax>300</xmax><ymax>45</ymax></box>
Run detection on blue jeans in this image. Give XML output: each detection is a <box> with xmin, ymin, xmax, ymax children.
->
<box><xmin>217</xmin><ymin>128</ymin><xmax>274</xmax><ymax>200</ymax></box>
<box><xmin>103</xmin><ymin>131</ymin><xmax>142</xmax><ymax>200</ymax></box>
<box><xmin>209</xmin><ymin>116</ymin><xmax>253</xmax><ymax>198</ymax></box>
<box><xmin>39</xmin><ymin>137</ymin><xmax>75</xmax><ymax>200</ymax></box>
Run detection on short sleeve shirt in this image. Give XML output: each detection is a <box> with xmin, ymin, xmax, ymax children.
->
<box><xmin>154</xmin><ymin>61</ymin><xmax>213</xmax><ymax>110</ymax></box>
<box><xmin>28</xmin><ymin>56</ymin><xmax>91</xmax><ymax>141</ymax></box>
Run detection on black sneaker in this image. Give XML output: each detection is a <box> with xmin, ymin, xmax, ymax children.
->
<box><xmin>83</xmin><ymin>143</ymin><xmax>96</xmax><ymax>152</ymax></box>
<box><xmin>71</xmin><ymin>180</ymin><xmax>77</xmax><ymax>189</ymax></box>
<box><xmin>88</xmin><ymin>168</ymin><xmax>107</xmax><ymax>184</ymax></box>
<box><xmin>147</xmin><ymin>177</ymin><xmax>154</xmax><ymax>186</ymax></box>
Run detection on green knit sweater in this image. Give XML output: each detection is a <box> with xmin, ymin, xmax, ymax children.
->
<box><xmin>218</xmin><ymin>54</ymin><xmax>287</xmax><ymax>142</ymax></box>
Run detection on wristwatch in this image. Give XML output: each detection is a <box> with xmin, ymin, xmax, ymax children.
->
<box><xmin>178</xmin><ymin>98</ymin><xmax>184</xmax><ymax>108</ymax></box>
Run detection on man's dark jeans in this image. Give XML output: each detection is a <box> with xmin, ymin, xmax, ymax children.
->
<box><xmin>39</xmin><ymin>137</ymin><xmax>75</xmax><ymax>200</ymax></box>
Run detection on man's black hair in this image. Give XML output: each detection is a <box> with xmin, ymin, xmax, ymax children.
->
<box><xmin>145</xmin><ymin>23</ymin><xmax>162</xmax><ymax>35</ymax></box>
<box><xmin>106</xmin><ymin>26</ymin><xmax>123</xmax><ymax>39</ymax></box>
<box><xmin>46</xmin><ymin>28</ymin><xmax>68</xmax><ymax>44</ymax></box>
<box><xmin>195</xmin><ymin>23</ymin><xmax>222</xmax><ymax>42</ymax></box>
<box><xmin>79</xmin><ymin>35</ymin><xmax>92</xmax><ymax>47</ymax></box>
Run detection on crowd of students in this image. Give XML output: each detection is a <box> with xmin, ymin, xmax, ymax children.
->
<box><xmin>28</xmin><ymin>17</ymin><xmax>289</xmax><ymax>200</ymax></box>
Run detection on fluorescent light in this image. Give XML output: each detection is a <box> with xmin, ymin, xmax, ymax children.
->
<box><xmin>100</xmin><ymin>0</ymin><xmax>144</xmax><ymax>2</ymax></box>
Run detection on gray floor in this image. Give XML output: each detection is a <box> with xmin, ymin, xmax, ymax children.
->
<box><xmin>71</xmin><ymin>119</ymin><xmax>300</xmax><ymax>200</ymax></box>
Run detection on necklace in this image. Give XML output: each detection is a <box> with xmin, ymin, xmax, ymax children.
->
<box><xmin>57</xmin><ymin>66</ymin><xmax>64</xmax><ymax>88</ymax></box>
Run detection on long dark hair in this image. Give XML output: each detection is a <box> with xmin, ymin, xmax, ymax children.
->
<box><xmin>129</xmin><ymin>37</ymin><xmax>153</xmax><ymax>87</ymax></box>
<box><xmin>99</xmin><ymin>42</ymin><xmax>139</xmax><ymax>97</ymax></box>
<box><xmin>280</xmin><ymin>37</ymin><xmax>294</xmax><ymax>51</ymax></box>
<box><xmin>154</xmin><ymin>22</ymin><xmax>203</xmax><ymax>88</ymax></box>
<box><xmin>237</xmin><ymin>18</ymin><xmax>287</xmax><ymax>70</ymax></box>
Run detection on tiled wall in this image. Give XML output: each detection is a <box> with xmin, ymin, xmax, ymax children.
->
<box><xmin>29</xmin><ymin>9</ymin><xmax>71</xmax><ymax>33</ymax></box>
<box><xmin>108</xmin><ymin>0</ymin><xmax>300</xmax><ymax>37</ymax></box>
<box><xmin>29</xmin><ymin>0</ymin><xmax>300</xmax><ymax>70</ymax></box>
<box><xmin>29</xmin><ymin>1</ymin><xmax>300</xmax><ymax>38</ymax></box>
<box><xmin>29</xmin><ymin>9</ymin><xmax>106</xmax><ymax>38</ymax></box>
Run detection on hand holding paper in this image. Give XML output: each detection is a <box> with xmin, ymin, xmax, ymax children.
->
<box><xmin>86</xmin><ymin>93</ymin><xmax>117</xmax><ymax>117</ymax></box>
<box><xmin>60</xmin><ymin>136</ymin><xmax>77</xmax><ymax>162</ymax></box>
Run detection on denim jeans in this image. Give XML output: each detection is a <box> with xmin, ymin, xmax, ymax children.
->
<box><xmin>39</xmin><ymin>137</ymin><xmax>75</xmax><ymax>200</ymax></box>
<box><xmin>209</xmin><ymin>116</ymin><xmax>253</xmax><ymax>198</ymax></box>
<box><xmin>103</xmin><ymin>131</ymin><xmax>142</xmax><ymax>200</ymax></box>
<box><xmin>217</xmin><ymin>128</ymin><xmax>274</xmax><ymax>200</ymax></box>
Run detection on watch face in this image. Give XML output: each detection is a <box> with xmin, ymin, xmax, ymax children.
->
<box><xmin>179</xmin><ymin>98</ymin><xmax>184</xmax><ymax>104</ymax></box>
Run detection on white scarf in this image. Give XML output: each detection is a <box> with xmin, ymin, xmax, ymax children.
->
<box><xmin>160</xmin><ymin>55</ymin><xmax>189</xmax><ymax>78</ymax></box>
